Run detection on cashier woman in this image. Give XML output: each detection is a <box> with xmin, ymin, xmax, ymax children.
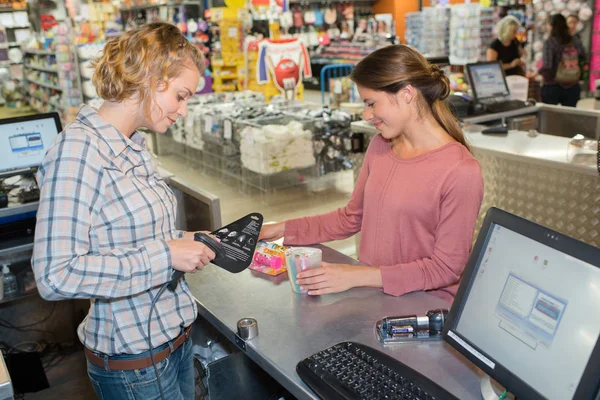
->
<box><xmin>32</xmin><ymin>23</ymin><xmax>212</xmax><ymax>399</ymax></box>
<box><xmin>260</xmin><ymin>45</ymin><xmax>484</xmax><ymax>303</ymax></box>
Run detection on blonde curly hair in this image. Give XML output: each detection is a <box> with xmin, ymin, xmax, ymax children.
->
<box><xmin>496</xmin><ymin>15</ymin><xmax>520</xmax><ymax>43</ymax></box>
<box><xmin>92</xmin><ymin>23</ymin><xmax>204</xmax><ymax>119</ymax></box>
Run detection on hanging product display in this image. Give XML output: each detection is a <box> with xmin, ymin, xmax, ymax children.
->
<box><xmin>532</xmin><ymin>0</ymin><xmax>592</xmax><ymax>81</ymax></box>
<box><xmin>420</xmin><ymin>7</ymin><xmax>450</xmax><ymax>57</ymax></box>
<box><xmin>256</xmin><ymin>38</ymin><xmax>311</xmax><ymax>100</ymax></box>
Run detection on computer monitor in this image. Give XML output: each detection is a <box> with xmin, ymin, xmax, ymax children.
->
<box><xmin>0</xmin><ymin>112</ymin><xmax>62</xmax><ymax>177</ymax></box>
<box><xmin>444</xmin><ymin>208</ymin><xmax>600</xmax><ymax>400</ymax></box>
<box><xmin>466</xmin><ymin>61</ymin><xmax>511</xmax><ymax>101</ymax></box>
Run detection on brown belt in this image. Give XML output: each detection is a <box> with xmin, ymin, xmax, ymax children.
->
<box><xmin>84</xmin><ymin>325</ymin><xmax>192</xmax><ymax>371</ymax></box>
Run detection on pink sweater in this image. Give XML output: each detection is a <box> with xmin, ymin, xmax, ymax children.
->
<box><xmin>284</xmin><ymin>134</ymin><xmax>484</xmax><ymax>303</ymax></box>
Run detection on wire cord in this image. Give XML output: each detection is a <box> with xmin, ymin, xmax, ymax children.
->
<box><xmin>147</xmin><ymin>282</ymin><xmax>169</xmax><ymax>400</ymax></box>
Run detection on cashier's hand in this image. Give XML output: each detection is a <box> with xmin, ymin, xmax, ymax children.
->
<box><xmin>259</xmin><ymin>222</ymin><xmax>286</xmax><ymax>242</ymax></box>
<box><xmin>511</xmin><ymin>58</ymin><xmax>524</xmax><ymax>68</ymax></box>
<box><xmin>297</xmin><ymin>262</ymin><xmax>381</xmax><ymax>295</ymax></box>
<box><xmin>182</xmin><ymin>231</ymin><xmax>217</xmax><ymax>241</ymax></box>
<box><xmin>167</xmin><ymin>239</ymin><xmax>216</xmax><ymax>273</ymax></box>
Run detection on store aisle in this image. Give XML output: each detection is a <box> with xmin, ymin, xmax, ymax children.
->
<box><xmin>157</xmin><ymin>153</ymin><xmax>358</xmax><ymax>257</ymax></box>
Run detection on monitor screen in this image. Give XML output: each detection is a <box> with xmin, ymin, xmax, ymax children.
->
<box><xmin>467</xmin><ymin>62</ymin><xmax>510</xmax><ymax>100</ymax></box>
<box><xmin>0</xmin><ymin>113</ymin><xmax>62</xmax><ymax>175</ymax></box>
<box><xmin>445</xmin><ymin>209</ymin><xmax>600</xmax><ymax>400</ymax></box>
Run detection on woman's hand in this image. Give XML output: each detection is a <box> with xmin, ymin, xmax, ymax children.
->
<box><xmin>511</xmin><ymin>58</ymin><xmax>524</xmax><ymax>68</ymax></box>
<box><xmin>259</xmin><ymin>222</ymin><xmax>286</xmax><ymax>242</ymax></box>
<box><xmin>167</xmin><ymin>239</ymin><xmax>216</xmax><ymax>273</ymax></box>
<box><xmin>296</xmin><ymin>262</ymin><xmax>382</xmax><ymax>295</ymax></box>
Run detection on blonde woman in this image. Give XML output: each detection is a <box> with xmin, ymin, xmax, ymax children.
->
<box><xmin>32</xmin><ymin>23</ymin><xmax>214</xmax><ymax>399</ymax></box>
<box><xmin>487</xmin><ymin>15</ymin><xmax>526</xmax><ymax>76</ymax></box>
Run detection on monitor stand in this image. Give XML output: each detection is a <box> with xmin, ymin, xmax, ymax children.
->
<box><xmin>480</xmin><ymin>375</ymin><xmax>515</xmax><ymax>400</ymax></box>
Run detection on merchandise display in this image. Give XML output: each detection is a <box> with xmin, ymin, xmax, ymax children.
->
<box><xmin>405</xmin><ymin>12</ymin><xmax>422</xmax><ymax>51</ymax></box>
<box><xmin>421</xmin><ymin>7</ymin><xmax>450</xmax><ymax>57</ymax></box>
<box><xmin>531</xmin><ymin>0</ymin><xmax>592</xmax><ymax>79</ymax></box>
<box><xmin>450</xmin><ymin>5</ymin><xmax>496</xmax><ymax>65</ymax></box>
<box><xmin>238</xmin><ymin>116</ymin><xmax>316</xmax><ymax>175</ymax></box>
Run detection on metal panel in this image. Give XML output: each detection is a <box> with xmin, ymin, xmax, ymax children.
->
<box><xmin>537</xmin><ymin>109</ymin><xmax>599</xmax><ymax>139</ymax></box>
<box><xmin>474</xmin><ymin>148</ymin><xmax>600</xmax><ymax>247</ymax></box>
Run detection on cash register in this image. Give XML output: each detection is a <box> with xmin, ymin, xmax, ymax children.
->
<box><xmin>0</xmin><ymin>112</ymin><xmax>61</xmax><ymax>248</ymax></box>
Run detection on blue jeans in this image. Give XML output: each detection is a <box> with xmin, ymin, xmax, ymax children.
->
<box><xmin>87</xmin><ymin>336</ymin><xmax>194</xmax><ymax>400</ymax></box>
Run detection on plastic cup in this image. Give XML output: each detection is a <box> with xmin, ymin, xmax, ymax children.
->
<box><xmin>284</xmin><ymin>247</ymin><xmax>322</xmax><ymax>294</ymax></box>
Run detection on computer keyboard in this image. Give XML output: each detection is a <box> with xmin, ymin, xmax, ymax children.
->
<box><xmin>296</xmin><ymin>342</ymin><xmax>458</xmax><ymax>400</ymax></box>
<box><xmin>485</xmin><ymin>100</ymin><xmax>527</xmax><ymax>114</ymax></box>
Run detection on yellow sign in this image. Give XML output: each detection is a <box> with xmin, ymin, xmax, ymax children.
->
<box><xmin>224</xmin><ymin>0</ymin><xmax>246</xmax><ymax>9</ymax></box>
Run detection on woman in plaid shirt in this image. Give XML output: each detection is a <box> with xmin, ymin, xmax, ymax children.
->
<box><xmin>32</xmin><ymin>23</ymin><xmax>214</xmax><ymax>399</ymax></box>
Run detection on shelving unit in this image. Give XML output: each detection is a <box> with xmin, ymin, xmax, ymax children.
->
<box><xmin>0</xmin><ymin>5</ymin><xmax>32</xmax><ymax>106</ymax></box>
<box><xmin>119</xmin><ymin>1</ymin><xmax>203</xmax><ymax>30</ymax></box>
<box><xmin>22</xmin><ymin>49</ymin><xmax>62</xmax><ymax>114</ymax></box>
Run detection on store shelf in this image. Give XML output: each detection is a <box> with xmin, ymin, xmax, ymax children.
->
<box><xmin>23</xmin><ymin>48</ymin><xmax>54</xmax><ymax>56</ymax></box>
<box><xmin>8</xmin><ymin>42</ymin><xmax>19</xmax><ymax>47</ymax></box>
<box><xmin>27</xmin><ymin>79</ymin><xmax>62</xmax><ymax>91</ymax></box>
<box><xmin>4</xmin><ymin>25</ymin><xmax>30</xmax><ymax>29</ymax></box>
<box><xmin>119</xmin><ymin>1</ymin><xmax>199</xmax><ymax>12</ymax></box>
<box><xmin>24</xmin><ymin>64</ymin><xmax>59</xmax><ymax>73</ymax></box>
<box><xmin>0</xmin><ymin>7</ymin><xmax>28</xmax><ymax>12</ymax></box>
<box><xmin>25</xmin><ymin>92</ymin><xmax>61</xmax><ymax>107</ymax></box>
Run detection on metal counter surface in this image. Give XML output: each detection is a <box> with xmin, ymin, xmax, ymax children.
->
<box><xmin>186</xmin><ymin>245</ymin><xmax>482</xmax><ymax>400</ymax></box>
<box><xmin>351</xmin><ymin>120</ymin><xmax>597</xmax><ymax>176</ymax></box>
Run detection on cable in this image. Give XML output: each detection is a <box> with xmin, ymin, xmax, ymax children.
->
<box><xmin>147</xmin><ymin>282</ymin><xmax>170</xmax><ymax>400</ymax></box>
<box><xmin>498</xmin><ymin>390</ymin><xmax>508</xmax><ymax>400</ymax></box>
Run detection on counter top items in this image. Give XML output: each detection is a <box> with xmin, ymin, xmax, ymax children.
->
<box><xmin>285</xmin><ymin>247</ymin><xmax>322</xmax><ymax>294</ymax></box>
<box><xmin>170</xmin><ymin>212</ymin><xmax>264</xmax><ymax>290</ymax></box>
<box><xmin>376</xmin><ymin>309</ymin><xmax>448</xmax><ymax>345</ymax></box>
<box><xmin>185</xmin><ymin>242</ymin><xmax>480</xmax><ymax>400</ymax></box>
<box><xmin>249</xmin><ymin>241</ymin><xmax>288</xmax><ymax>276</ymax></box>
<box><xmin>297</xmin><ymin>341</ymin><xmax>458</xmax><ymax>400</ymax></box>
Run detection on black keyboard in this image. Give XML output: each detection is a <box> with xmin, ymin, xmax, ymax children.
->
<box><xmin>296</xmin><ymin>342</ymin><xmax>458</xmax><ymax>400</ymax></box>
<box><xmin>485</xmin><ymin>100</ymin><xmax>527</xmax><ymax>114</ymax></box>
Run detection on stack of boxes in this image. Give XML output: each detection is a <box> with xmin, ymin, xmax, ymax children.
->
<box><xmin>211</xmin><ymin>9</ymin><xmax>243</xmax><ymax>93</ymax></box>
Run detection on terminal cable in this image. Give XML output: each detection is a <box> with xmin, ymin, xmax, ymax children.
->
<box><xmin>147</xmin><ymin>281</ymin><xmax>170</xmax><ymax>400</ymax></box>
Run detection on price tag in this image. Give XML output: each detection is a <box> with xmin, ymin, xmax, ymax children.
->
<box><xmin>204</xmin><ymin>115</ymin><xmax>213</xmax><ymax>134</ymax></box>
<box><xmin>224</xmin><ymin>119</ymin><xmax>233</xmax><ymax>140</ymax></box>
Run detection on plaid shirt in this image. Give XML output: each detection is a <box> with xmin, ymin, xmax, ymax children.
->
<box><xmin>32</xmin><ymin>105</ymin><xmax>197</xmax><ymax>355</ymax></box>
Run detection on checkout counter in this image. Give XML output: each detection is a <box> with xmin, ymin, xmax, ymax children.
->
<box><xmin>0</xmin><ymin>162</ymin><xmax>486</xmax><ymax>400</ymax></box>
<box><xmin>1</xmin><ymin>106</ymin><xmax>597</xmax><ymax>399</ymax></box>
<box><xmin>352</xmin><ymin>103</ymin><xmax>600</xmax><ymax>248</ymax></box>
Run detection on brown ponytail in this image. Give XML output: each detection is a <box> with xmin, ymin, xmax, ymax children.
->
<box><xmin>350</xmin><ymin>45</ymin><xmax>471</xmax><ymax>152</ymax></box>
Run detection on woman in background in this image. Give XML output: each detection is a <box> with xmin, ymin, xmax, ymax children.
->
<box><xmin>487</xmin><ymin>15</ymin><xmax>526</xmax><ymax>76</ymax></box>
<box><xmin>540</xmin><ymin>14</ymin><xmax>586</xmax><ymax>107</ymax></box>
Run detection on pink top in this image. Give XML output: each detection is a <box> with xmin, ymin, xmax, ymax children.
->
<box><xmin>284</xmin><ymin>134</ymin><xmax>484</xmax><ymax>303</ymax></box>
